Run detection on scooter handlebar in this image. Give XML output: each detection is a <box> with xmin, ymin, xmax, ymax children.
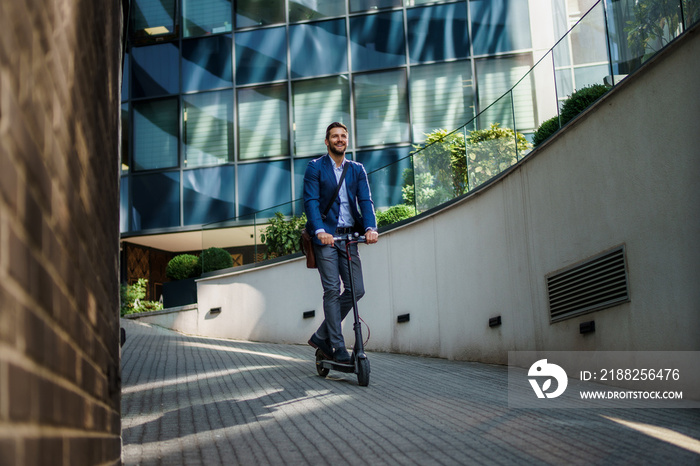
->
<box><xmin>333</xmin><ymin>233</ymin><xmax>366</xmax><ymax>243</ymax></box>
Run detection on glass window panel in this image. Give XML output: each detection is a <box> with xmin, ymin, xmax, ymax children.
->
<box><xmin>238</xmin><ymin>161</ymin><xmax>292</xmax><ymax>216</ymax></box>
<box><xmin>470</xmin><ymin>0</ymin><xmax>532</xmax><ymax>55</ymax></box>
<box><xmin>569</xmin><ymin>2</ymin><xmax>608</xmax><ymax>65</ymax></box>
<box><xmin>407</xmin><ymin>3</ymin><xmax>470</xmax><ymax>63</ymax></box>
<box><xmin>410</xmin><ymin>61</ymin><xmax>475</xmax><ymax>143</ymax></box>
<box><xmin>130</xmin><ymin>0</ymin><xmax>178</xmax><ymax>44</ymax></box>
<box><xmin>573</xmin><ymin>63</ymin><xmax>609</xmax><ymax>89</ymax></box>
<box><xmin>183</xmin><ymin>166</ymin><xmax>236</xmax><ymax>225</ymax></box>
<box><xmin>121</xmin><ymin>103</ymin><xmax>130</xmax><ymax>174</ymax></box>
<box><xmin>350</xmin><ymin>0</ymin><xmax>402</xmax><ymax>13</ymax></box>
<box><xmin>354</xmin><ymin>70</ymin><xmax>409</xmax><ymax>147</ymax></box>
<box><xmin>475</xmin><ymin>54</ymin><xmax>535</xmax><ymax>130</ymax></box>
<box><xmin>131</xmin><ymin>43</ymin><xmax>179</xmax><ymax>98</ymax></box>
<box><xmin>289</xmin><ymin>0</ymin><xmax>346</xmax><ymax>22</ymax></box>
<box><xmin>292</xmin><ymin>76</ymin><xmax>352</xmax><ymax>157</ymax></box>
<box><xmin>182</xmin><ymin>35</ymin><xmax>233</xmax><ymax>92</ymax></box>
<box><xmin>294</xmin><ymin>157</ymin><xmax>313</xmax><ymax>201</ymax></box>
<box><xmin>237</xmin><ymin>85</ymin><xmax>288</xmax><ymax>160</ymax></box>
<box><xmin>120</xmin><ymin>177</ymin><xmax>129</xmax><ymax>233</ymax></box>
<box><xmin>183</xmin><ymin>90</ymin><xmax>234</xmax><ymax>168</ymax></box>
<box><xmin>131</xmin><ymin>172</ymin><xmax>181</xmax><ymax>230</ymax></box>
<box><xmin>122</xmin><ymin>52</ymin><xmax>129</xmax><ymax>101</ymax></box>
<box><xmin>290</xmin><ymin>20</ymin><xmax>348</xmax><ymax>78</ymax></box>
<box><xmin>133</xmin><ymin>98</ymin><xmax>179</xmax><ymax>171</ymax></box>
<box><xmin>183</xmin><ymin>0</ymin><xmax>232</xmax><ymax>37</ymax></box>
<box><xmin>350</xmin><ymin>12</ymin><xmax>406</xmax><ymax>72</ymax></box>
<box><xmin>235</xmin><ymin>27</ymin><xmax>287</xmax><ymax>85</ymax></box>
<box><xmin>357</xmin><ymin>147</ymin><xmax>412</xmax><ymax>210</ymax></box>
<box><xmin>235</xmin><ymin>0</ymin><xmax>285</xmax><ymax>28</ymax></box>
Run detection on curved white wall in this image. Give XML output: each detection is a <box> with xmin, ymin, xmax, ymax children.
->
<box><xmin>145</xmin><ymin>26</ymin><xmax>700</xmax><ymax>364</ymax></box>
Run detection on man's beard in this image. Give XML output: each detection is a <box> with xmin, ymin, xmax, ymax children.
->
<box><xmin>329</xmin><ymin>143</ymin><xmax>346</xmax><ymax>157</ymax></box>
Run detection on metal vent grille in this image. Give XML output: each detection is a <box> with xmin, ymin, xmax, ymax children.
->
<box><xmin>547</xmin><ymin>245</ymin><xmax>629</xmax><ymax>323</ymax></box>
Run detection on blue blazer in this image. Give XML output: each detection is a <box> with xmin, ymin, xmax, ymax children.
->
<box><xmin>303</xmin><ymin>154</ymin><xmax>377</xmax><ymax>244</ymax></box>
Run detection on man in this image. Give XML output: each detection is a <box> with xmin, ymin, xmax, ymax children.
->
<box><xmin>303</xmin><ymin>122</ymin><xmax>379</xmax><ymax>363</ymax></box>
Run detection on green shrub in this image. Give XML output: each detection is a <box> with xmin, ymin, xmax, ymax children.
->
<box><xmin>532</xmin><ymin>116</ymin><xmax>561</xmax><ymax>147</ymax></box>
<box><xmin>120</xmin><ymin>278</ymin><xmax>163</xmax><ymax>316</ymax></box>
<box><xmin>260</xmin><ymin>212</ymin><xmax>307</xmax><ymax>259</ymax></box>
<box><xmin>376</xmin><ymin>204</ymin><xmax>416</xmax><ymax>227</ymax></box>
<box><xmin>560</xmin><ymin>84</ymin><xmax>610</xmax><ymax>125</ymax></box>
<box><xmin>198</xmin><ymin>247</ymin><xmax>234</xmax><ymax>274</ymax></box>
<box><xmin>166</xmin><ymin>254</ymin><xmax>200</xmax><ymax>280</ymax></box>
<box><xmin>465</xmin><ymin>123</ymin><xmax>531</xmax><ymax>188</ymax></box>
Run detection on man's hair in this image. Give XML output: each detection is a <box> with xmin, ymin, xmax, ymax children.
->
<box><xmin>325</xmin><ymin>122</ymin><xmax>348</xmax><ymax>140</ymax></box>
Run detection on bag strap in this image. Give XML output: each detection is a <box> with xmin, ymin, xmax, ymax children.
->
<box><xmin>322</xmin><ymin>162</ymin><xmax>349</xmax><ymax>219</ymax></box>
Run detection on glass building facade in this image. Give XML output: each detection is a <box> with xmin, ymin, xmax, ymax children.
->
<box><xmin>121</xmin><ymin>0</ymin><xmax>603</xmax><ymax>236</ymax></box>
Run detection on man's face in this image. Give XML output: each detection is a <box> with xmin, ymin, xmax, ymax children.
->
<box><xmin>325</xmin><ymin>127</ymin><xmax>348</xmax><ymax>156</ymax></box>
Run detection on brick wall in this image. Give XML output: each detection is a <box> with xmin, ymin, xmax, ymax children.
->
<box><xmin>0</xmin><ymin>0</ymin><xmax>123</xmax><ymax>464</ymax></box>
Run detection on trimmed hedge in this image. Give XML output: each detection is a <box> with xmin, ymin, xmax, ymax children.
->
<box><xmin>560</xmin><ymin>84</ymin><xmax>610</xmax><ymax>125</ymax></box>
<box><xmin>198</xmin><ymin>247</ymin><xmax>233</xmax><ymax>274</ymax></box>
<box><xmin>532</xmin><ymin>116</ymin><xmax>560</xmax><ymax>147</ymax></box>
<box><xmin>376</xmin><ymin>204</ymin><xmax>416</xmax><ymax>227</ymax></box>
<box><xmin>166</xmin><ymin>254</ymin><xmax>200</xmax><ymax>281</ymax></box>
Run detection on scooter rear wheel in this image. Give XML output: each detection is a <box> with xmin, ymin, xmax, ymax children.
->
<box><xmin>315</xmin><ymin>349</ymin><xmax>330</xmax><ymax>377</ymax></box>
<box><xmin>357</xmin><ymin>357</ymin><xmax>370</xmax><ymax>386</ymax></box>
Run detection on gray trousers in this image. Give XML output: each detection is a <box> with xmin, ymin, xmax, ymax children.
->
<box><xmin>313</xmin><ymin>241</ymin><xmax>365</xmax><ymax>350</ymax></box>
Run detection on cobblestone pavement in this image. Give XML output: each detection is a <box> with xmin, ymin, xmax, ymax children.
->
<box><xmin>120</xmin><ymin>319</ymin><xmax>700</xmax><ymax>465</ymax></box>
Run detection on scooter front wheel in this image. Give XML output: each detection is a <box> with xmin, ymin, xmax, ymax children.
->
<box><xmin>357</xmin><ymin>357</ymin><xmax>370</xmax><ymax>386</ymax></box>
<box><xmin>315</xmin><ymin>349</ymin><xmax>330</xmax><ymax>377</ymax></box>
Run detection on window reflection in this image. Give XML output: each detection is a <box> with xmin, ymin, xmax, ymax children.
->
<box><xmin>130</xmin><ymin>0</ymin><xmax>178</xmax><ymax>45</ymax></box>
<box><xmin>183</xmin><ymin>166</ymin><xmax>235</xmax><ymax>225</ymax></box>
<box><xmin>235</xmin><ymin>0</ymin><xmax>285</xmax><ymax>28</ymax></box>
<box><xmin>357</xmin><ymin>147</ymin><xmax>411</xmax><ymax>210</ymax></box>
<box><xmin>132</xmin><ymin>172</ymin><xmax>181</xmax><ymax>230</ymax></box>
<box><xmin>235</xmin><ymin>27</ymin><xmax>287</xmax><ymax>85</ymax></box>
<box><xmin>183</xmin><ymin>0</ymin><xmax>232</xmax><ymax>37</ymax></box>
<box><xmin>132</xmin><ymin>43</ymin><xmax>179</xmax><ymax>98</ymax></box>
<box><xmin>133</xmin><ymin>98</ymin><xmax>179</xmax><ymax>171</ymax></box>
<box><xmin>476</xmin><ymin>55</ymin><xmax>535</xmax><ymax>129</ymax></box>
<box><xmin>183</xmin><ymin>90</ymin><xmax>234</xmax><ymax>168</ymax></box>
<box><xmin>290</xmin><ymin>20</ymin><xmax>347</xmax><ymax>78</ymax></box>
<box><xmin>470</xmin><ymin>0</ymin><xmax>532</xmax><ymax>55</ymax></box>
<box><xmin>237</xmin><ymin>85</ymin><xmax>288</xmax><ymax>160</ymax></box>
<box><xmin>292</xmin><ymin>76</ymin><xmax>351</xmax><ymax>156</ymax></box>
<box><xmin>350</xmin><ymin>11</ymin><xmax>406</xmax><ymax>72</ymax></box>
<box><xmin>182</xmin><ymin>35</ymin><xmax>233</xmax><ymax>92</ymax></box>
<box><xmin>354</xmin><ymin>70</ymin><xmax>409</xmax><ymax>147</ymax></box>
<box><xmin>238</xmin><ymin>161</ymin><xmax>291</xmax><ymax>216</ymax></box>
<box><xmin>289</xmin><ymin>0</ymin><xmax>346</xmax><ymax>22</ymax></box>
<box><xmin>350</xmin><ymin>0</ymin><xmax>402</xmax><ymax>13</ymax></box>
<box><xmin>407</xmin><ymin>3</ymin><xmax>470</xmax><ymax>63</ymax></box>
<box><xmin>410</xmin><ymin>61</ymin><xmax>474</xmax><ymax>143</ymax></box>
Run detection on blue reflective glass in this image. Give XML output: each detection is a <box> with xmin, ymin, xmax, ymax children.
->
<box><xmin>183</xmin><ymin>90</ymin><xmax>234</xmax><ymax>167</ymax></box>
<box><xmin>293</xmin><ymin>157</ymin><xmax>313</xmax><ymax>201</ymax></box>
<box><xmin>354</xmin><ymin>70</ymin><xmax>410</xmax><ymax>147</ymax></box>
<box><xmin>470</xmin><ymin>0</ymin><xmax>532</xmax><ymax>56</ymax></box>
<box><xmin>290</xmin><ymin>20</ymin><xmax>347</xmax><ymax>78</ymax></box>
<box><xmin>237</xmin><ymin>85</ymin><xmax>288</xmax><ymax>160</ymax></box>
<box><xmin>122</xmin><ymin>52</ymin><xmax>130</xmax><ymax>101</ymax></box>
<box><xmin>350</xmin><ymin>0</ymin><xmax>401</xmax><ymax>13</ymax></box>
<box><xmin>183</xmin><ymin>166</ymin><xmax>235</xmax><ymax>225</ymax></box>
<box><xmin>182</xmin><ymin>35</ymin><xmax>233</xmax><ymax>92</ymax></box>
<box><xmin>132</xmin><ymin>43</ymin><xmax>179</xmax><ymax>98</ymax></box>
<box><xmin>235</xmin><ymin>0</ymin><xmax>285</xmax><ymax>28</ymax></box>
<box><xmin>131</xmin><ymin>0</ymin><xmax>178</xmax><ymax>43</ymax></box>
<box><xmin>183</xmin><ymin>0</ymin><xmax>232</xmax><ymax>37</ymax></box>
<box><xmin>289</xmin><ymin>0</ymin><xmax>346</xmax><ymax>22</ymax></box>
<box><xmin>407</xmin><ymin>3</ymin><xmax>470</xmax><ymax>63</ymax></box>
<box><xmin>350</xmin><ymin>12</ymin><xmax>406</xmax><ymax>72</ymax></box>
<box><xmin>120</xmin><ymin>176</ymin><xmax>129</xmax><ymax>233</ymax></box>
<box><xmin>132</xmin><ymin>172</ymin><xmax>181</xmax><ymax>230</ymax></box>
<box><xmin>357</xmin><ymin>147</ymin><xmax>412</xmax><ymax>210</ymax></box>
<box><xmin>238</xmin><ymin>161</ymin><xmax>292</xmax><ymax>216</ymax></box>
<box><xmin>133</xmin><ymin>98</ymin><xmax>179</xmax><ymax>171</ymax></box>
<box><xmin>235</xmin><ymin>27</ymin><xmax>288</xmax><ymax>85</ymax></box>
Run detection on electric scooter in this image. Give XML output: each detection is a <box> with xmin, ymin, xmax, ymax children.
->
<box><xmin>315</xmin><ymin>233</ymin><xmax>371</xmax><ymax>387</ymax></box>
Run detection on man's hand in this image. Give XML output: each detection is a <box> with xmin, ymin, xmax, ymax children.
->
<box><xmin>317</xmin><ymin>232</ymin><xmax>335</xmax><ymax>245</ymax></box>
<box><xmin>365</xmin><ymin>230</ymin><xmax>378</xmax><ymax>244</ymax></box>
